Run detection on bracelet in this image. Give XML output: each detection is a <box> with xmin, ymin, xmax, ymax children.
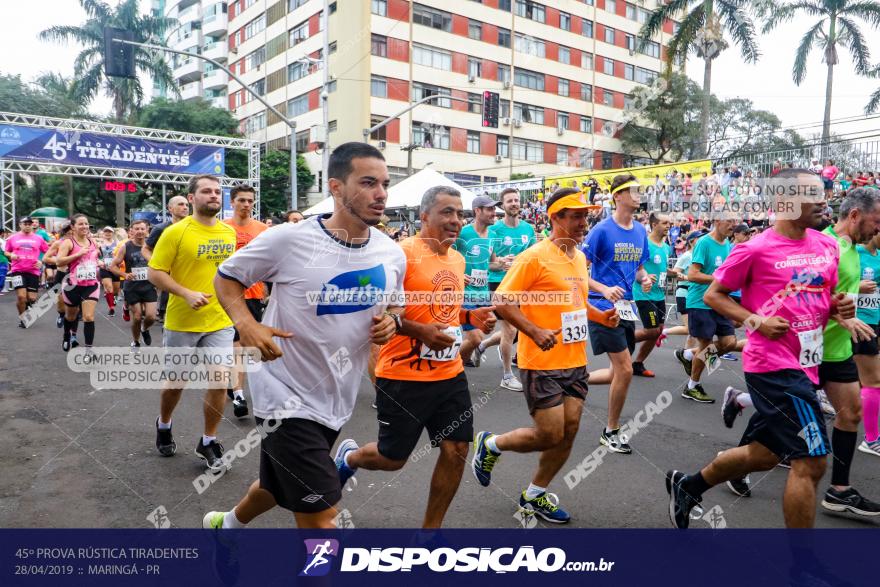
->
<box><xmin>465</xmin><ymin>310</ymin><xmax>472</xmax><ymax>326</ymax></box>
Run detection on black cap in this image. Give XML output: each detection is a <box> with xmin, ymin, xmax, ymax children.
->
<box><xmin>19</xmin><ymin>216</ymin><xmax>33</xmax><ymax>223</ymax></box>
<box><xmin>686</xmin><ymin>230</ymin><xmax>707</xmax><ymax>243</ymax></box>
<box><xmin>732</xmin><ymin>223</ymin><xmax>751</xmax><ymax>235</ymax></box>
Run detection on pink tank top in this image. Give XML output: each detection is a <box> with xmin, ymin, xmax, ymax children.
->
<box><xmin>67</xmin><ymin>237</ymin><xmax>100</xmax><ymax>287</ymax></box>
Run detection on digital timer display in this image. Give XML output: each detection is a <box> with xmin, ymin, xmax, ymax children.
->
<box><xmin>103</xmin><ymin>181</ymin><xmax>138</xmax><ymax>192</ymax></box>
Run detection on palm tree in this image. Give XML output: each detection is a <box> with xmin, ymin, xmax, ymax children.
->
<box><xmin>39</xmin><ymin>0</ymin><xmax>177</xmax><ymax>123</ymax></box>
<box><xmin>639</xmin><ymin>0</ymin><xmax>760</xmax><ymax>158</ymax></box>
<box><xmin>764</xmin><ymin>0</ymin><xmax>880</xmax><ymax>149</ymax></box>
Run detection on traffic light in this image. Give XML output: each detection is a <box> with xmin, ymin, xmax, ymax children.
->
<box><xmin>482</xmin><ymin>91</ymin><xmax>500</xmax><ymax>128</ymax></box>
<box><xmin>104</xmin><ymin>27</ymin><xmax>136</xmax><ymax>79</ymax></box>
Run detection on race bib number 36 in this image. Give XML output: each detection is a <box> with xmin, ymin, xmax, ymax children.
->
<box><xmin>421</xmin><ymin>326</ymin><xmax>463</xmax><ymax>362</ymax></box>
<box><xmin>614</xmin><ymin>300</ymin><xmax>638</xmax><ymax>322</ymax></box>
<box><xmin>561</xmin><ymin>309</ymin><xmax>588</xmax><ymax>344</ymax></box>
<box><xmin>798</xmin><ymin>328</ymin><xmax>823</xmax><ymax>368</ymax></box>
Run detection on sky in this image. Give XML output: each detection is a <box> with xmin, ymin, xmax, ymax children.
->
<box><xmin>2</xmin><ymin>0</ymin><xmax>880</xmax><ymax>142</ymax></box>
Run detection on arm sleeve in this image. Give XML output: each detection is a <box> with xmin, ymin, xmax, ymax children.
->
<box><xmin>713</xmin><ymin>243</ymin><xmax>752</xmax><ymax>293</ymax></box>
<box><xmin>217</xmin><ymin>225</ymin><xmax>289</xmax><ymax>287</ymax></box>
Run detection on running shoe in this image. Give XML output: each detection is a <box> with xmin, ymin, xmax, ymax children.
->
<box><xmin>665</xmin><ymin>470</ymin><xmax>702</xmax><ymax>529</ymax></box>
<box><xmin>232</xmin><ymin>396</ymin><xmax>249</xmax><ymax>419</ymax></box>
<box><xmin>821</xmin><ymin>487</ymin><xmax>880</xmax><ymax>516</ymax></box>
<box><xmin>655</xmin><ymin>333</ymin><xmax>667</xmax><ymax>347</ymax></box>
<box><xmin>130</xmin><ymin>341</ymin><xmax>141</xmax><ymax>354</ymax></box>
<box><xmin>196</xmin><ymin>438</ymin><xmax>227</xmax><ymax>472</ymax></box>
<box><xmin>472</xmin><ymin>431</ymin><xmax>500</xmax><ymax>487</ymax></box>
<box><xmin>335</xmin><ymin>438</ymin><xmax>359</xmax><ymax>488</ymax></box>
<box><xmin>226</xmin><ymin>389</ymin><xmax>234</xmax><ymax>400</ymax></box>
<box><xmin>142</xmin><ymin>329</ymin><xmax>152</xmax><ymax>346</ymax></box>
<box><xmin>473</xmin><ymin>344</ymin><xmax>485</xmax><ymax>367</ymax></box>
<box><xmin>682</xmin><ymin>383</ymin><xmax>714</xmax><ymax>403</ymax></box>
<box><xmin>70</xmin><ymin>334</ymin><xmax>79</xmax><ymax>348</ymax></box>
<box><xmin>56</xmin><ymin>314</ymin><xmax>63</xmax><ymax>328</ymax></box>
<box><xmin>155</xmin><ymin>418</ymin><xmax>176</xmax><ymax>457</ymax></box>
<box><xmin>722</xmin><ymin>386</ymin><xmax>745</xmax><ymax>428</ymax></box>
<box><xmin>720</xmin><ymin>353</ymin><xmax>738</xmax><ymax>361</ymax></box>
<box><xmin>463</xmin><ymin>359</ymin><xmax>477</xmax><ymax>368</ymax></box>
<box><xmin>108</xmin><ymin>308</ymin><xmax>115</xmax><ymax>317</ymax></box>
<box><xmin>674</xmin><ymin>348</ymin><xmax>693</xmax><ymax>377</ymax></box>
<box><xmin>858</xmin><ymin>439</ymin><xmax>880</xmax><ymax>457</ymax></box>
<box><xmin>500</xmin><ymin>374</ymin><xmax>523</xmax><ymax>392</ymax></box>
<box><xmin>18</xmin><ymin>320</ymin><xmax>26</xmax><ymax>329</ymax></box>
<box><xmin>202</xmin><ymin>511</ymin><xmax>225</xmax><ymax>529</ymax></box>
<box><xmin>726</xmin><ymin>476</ymin><xmax>752</xmax><ymax>498</ymax></box>
<box><xmin>632</xmin><ymin>361</ymin><xmax>655</xmax><ymax>377</ymax></box>
<box><xmin>816</xmin><ymin>389</ymin><xmax>836</xmax><ymax>417</ymax></box>
<box><xmin>61</xmin><ymin>339</ymin><xmax>70</xmax><ymax>352</ymax></box>
<box><xmin>599</xmin><ymin>428</ymin><xmax>632</xmax><ymax>454</ymax></box>
<box><xmin>519</xmin><ymin>491</ymin><xmax>570</xmax><ymax>524</ymax></box>
<box><xmin>122</xmin><ymin>305</ymin><xmax>130</xmax><ymax>322</ymax></box>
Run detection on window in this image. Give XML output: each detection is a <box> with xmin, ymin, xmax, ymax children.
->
<box><xmin>580</xmin><ymin>115</ymin><xmax>592</xmax><ymax>133</ymax></box>
<box><xmin>288</xmin><ymin>94</ymin><xmax>309</xmax><ymax>117</ymax></box>
<box><xmin>498</xmin><ymin>64</ymin><xmax>510</xmax><ymax>83</ymax></box>
<box><xmin>371</xmin><ymin>76</ymin><xmax>387</xmax><ymax>98</ymax></box>
<box><xmin>602</xmin><ymin>90</ymin><xmax>614</xmax><ymax>106</ymax></box>
<box><xmin>603</xmin><ymin>58</ymin><xmax>614</xmax><ymax>75</ymax></box>
<box><xmin>635</xmin><ymin>66</ymin><xmax>657</xmax><ymax>85</ymax></box>
<box><xmin>468</xmin><ymin>93</ymin><xmax>482</xmax><ymax>113</ymax></box>
<box><xmin>245</xmin><ymin>111</ymin><xmax>266</xmax><ymax>134</ymax></box>
<box><xmin>250</xmin><ymin>78</ymin><xmax>266</xmax><ymax>96</ymax></box>
<box><xmin>413</xmin><ymin>4</ymin><xmax>452</xmax><ymax>31</ymax></box>
<box><xmin>468</xmin><ymin>57</ymin><xmax>482</xmax><ymax>78</ymax></box>
<box><xmin>639</xmin><ymin>40</ymin><xmax>661</xmax><ymax>58</ymax></box>
<box><xmin>560</xmin><ymin>12</ymin><xmax>571</xmax><ymax>31</ymax></box>
<box><xmin>624</xmin><ymin>94</ymin><xmax>635</xmax><ymax>110</ymax></box>
<box><xmin>637</xmin><ymin>7</ymin><xmax>650</xmax><ymax>24</ymax></box>
<box><xmin>581</xmin><ymin>83</ymin><xmax>592</xmax><ymax>101</ymax></box>
<box><xmin>326</xmin><ymin>80</ymin><xmax>337</xmax><ymax>93</ymax></box>
<box><xmin>604</xmin><ymin>27</ymin><xmax>615</xmax><ymax>44</ymax></box>
<box><xmin>625</xmin><ymin>33</ymin><xmax>635</xmax><ymax>51</ymax></box>
<box><xmin>559</xmin><ymin>47</ymin><xmax>570</xmax><ymax>65</ymax></box>
<box><xmin>581</xmin><ymin>52</ymin><xmax>593</xmax><ymax>70</ymax></box>
<box><xmin>467</xmin><ymin>131</ymin><xmax>480</xmax><ymax>154</ymax></box>
<box><xmin>515</xmin><ymin>1</ymin><xmax>545</xmax><ymax>23</ymax></box>
<box><xmin>412</xmin><ymin>123</ymin><xmax>450</xmax><ymax>149</ymax></box>
<box><xmin>296</xmin><ymin>130</ymin><xmax>309</xmax><ymax>152</ymax></box>
<box><xmin>413</xmin><ymin>44</ymin><xmax>452</xmax><ymax>70</ymax></box>
<box><xmin>514</xmin><ymin>68</ymin><xmax>544</xmax><ymax>91</ymax></box>
<box><xmin>558</xmin><ymin>79</ymin><xmax>569</xmax><ymax>97</ymax></box>
<box><xmin>512</xmin><ymin>138</ymin><xmax>543</xmax><ymax>162</ymax></box>
<box><xmin>289</xmin><ymin>0</ymin><xmax>308</xmax><ymax>9</ymax></box>
<box><xmin>371</xmin><ymin>0</ymin><xmax>387</xmax><ymax>16</ymax></box>
<box><xmin>329</xmin><ymin>120</ymin><xmax>337</xmax><ymax>132</ymax></box>
<box><xmin>581</xmin><ymin>19</ymin><xmax>593</xmax><ymax>38</ymax></box>
<box><xmin>412</xmin><ymin>82</ymin><xmax>452</xmax><ymax>107</ymax></box>
<box><xmin>626</xmin><ymin>3</ymin><xmax>636</xmax><ymax>19</ymax></box>
<box><xmin>498</xmin><ymin>27</ymin><xmax>511</xmax><ymax>47</ymax></box>
<box><xmin>606</xmin><ymin>0</ymin><xmax>616</xmax><ymax>14</ymax></box>
<box><xmin>515</xmin><ymin>34</ymin><xmax>545</xmax><ymax>58</ymax></box>
<box><xmin>290</xmin><ymin>22</ymin><xmax>308</xmax><ymax>46</ymax></box>
<box><xmin>499</xmin><ymin>0</ymin><xmax>511</xmax><ymax>9</ymax></box>
<box><xmin>500</xmin><ymin>99</ymin><xmax>510</xmax><ymax>118</ymax></box>
<box><xmin>245</xmin><ymin>47</ymin><xmax>266</xmax><ymax>69</ymax></box>
<box><xmin>603</xmin><ymin>152</ymin><xmax>613</xmax><ymax>168</ymax></box>
<box><xmin>557</xmin><ymin>145</ymin><xmax>569</xmax><ymax>165</ymax></box>
<box><xmin>557</xmin><ymin>112</ymin><xmax>569</xmax><ymax>129</ymax></box>
<box><xmin>624</xmin><ymin>63</ymin><xmax>634</xmax><ymax>80</ymax></box>
<box><xmin>244</xmin><ymin>14</ymin><xmax>266</xmax><ymax>39</ymax></box>
<box><xmin>514</xmin><ymin>102</ymin><xmax>544</xmax><ymax>124</ymax></box>
<box><xmin>203</xmin><ymin>3</ymin><xmax>227</xmax><ymax>22</ymax></box>
<box><xmin>469</xmin><ymin>20</ymin><xmax>482</xmax><ymax>40</ymax></box>
<box><xmin>370</xmin><ymin>116</ymin><xmax>387</xmax><ymax>141</ymax></box>
<box><xmin>371</xmin><ymin>34</ymin><xmax>387</xmax><ymax>57</ymax></box>
<box><xmin>288</xmin><ymin>60</ymin><xmax>309</xmax><ymax>81</ymax></box>
<box><xmin>497</xmin><ymin>136</ymin><xmax>509</xmax><ymax>157</ymax></box>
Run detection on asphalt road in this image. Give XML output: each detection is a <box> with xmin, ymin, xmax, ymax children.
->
<box><xmin>2</xmin><ymin>292</ymin><xmax>879</xmax><ymax>530</ymax></box>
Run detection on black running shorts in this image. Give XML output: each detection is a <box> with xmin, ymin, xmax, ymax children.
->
<box><xmin>635</xmin><ymin>300</ymin><xmax>667</xmax><ymax>329</ymax></box>
<box><xmin>588</xmin><ymin>319</ymin><xmax>636</xmax><ymax>356</ymax></box>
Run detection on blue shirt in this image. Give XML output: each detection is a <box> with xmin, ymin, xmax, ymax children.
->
<box><xmin>582</xmin><ymin>217</ymin><xmax>650</xmax><ymax>311</ymax></box>
<box><xmin>487</xmin><ymin>219</ymin><xmax>536</xmax><ymax>283</ymax></box>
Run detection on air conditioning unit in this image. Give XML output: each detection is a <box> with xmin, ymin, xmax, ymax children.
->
<box><xmin>556</xmin><ymin>127</ymin><xmax>565</xmax><ymax>136</ymax></box>
<box><xmin>502</xmin><ymin>117</ymin><xmax>511</xmax><ymax>126</ymax></box>
<box><xmin>513</xmin><ymin>119</ymin><xmax>522</xmax><ymax>128</ymax></box>
<box><xmin>377</xmin><ymin>140</ymin><xmax>387</xmax><ymax>150</ymax></box>
<box><xmin>494</xmin><ymin>155</ymin><xmax>503</xmax><ymax>163</ymax></box>
<box><xmin>503</xmin><ymin>81</ymin><xmax>511</xmax><ymax>89</ymax></box>
<box><xmin>309</xmin><ymin>125</ymin><xmax>326</xmax><ymax>146</ymax></box>
<box><xmin>468</xmin><ymin>74</ymin><xmax>476</xmax><ymax>83</ymax></box>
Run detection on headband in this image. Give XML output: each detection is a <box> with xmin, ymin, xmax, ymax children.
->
<box><xmin>547</xmin><ymin>193</ymin><xmax>601</xmax><ymax>217</ymax></box>
<box><xmin>611</xmin><ymin>180</ymin><xmax>641</xmax><ymax>196</ymax></box>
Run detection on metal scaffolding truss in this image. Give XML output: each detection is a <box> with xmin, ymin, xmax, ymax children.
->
<box><xmin>0</xmin><ymin>111</ymin><xmax>261</xmax><ymax>230</ymax></box>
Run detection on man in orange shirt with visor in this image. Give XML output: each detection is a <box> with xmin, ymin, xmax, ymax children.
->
<box><xmin>472</xmin><ymin>187</ymin><xmax>618</xmax><ymax>523</ymax></box>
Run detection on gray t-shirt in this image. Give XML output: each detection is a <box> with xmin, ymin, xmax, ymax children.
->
<box><xmin>218</xmin><ymin>215</ymin><xmax>406</xmax><ymax>430</ymax></box>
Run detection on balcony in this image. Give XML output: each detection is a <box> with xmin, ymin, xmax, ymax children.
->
<box><xmin>172</xmin><ymin>29</ymin><xmax>201</xmax><ymax>51</ymax></box>
<box><xmin>209</xmin><ymin>96</ymin><xmax>227</xmax><ymax>110</ymax></box>
<box><xmin>202</xmin><ymin>42</ymin><xmax>227</xmax><ymax>62</ymax></box>
<box><xmin>202</xmin><ymin>12</ymin><xmax>227</xmax><ymax>36</ymax></box>
<box><xmin>176</xmin><ymin>0</ymin><xmax>199</xmax><ymax>11</ymax></box>
<box><xmin>173</xmin><ymin>58</ymin><xmax>202</xmax><ymax>83</ymax></box>
<box><xmin>180</xmin><ymin>81</ymin><xmax>202</xmax><ymax>101</ymax></box>
<box><xmin>175</xmin><ymin>4</ymin><xmax>200</xmax><ymax>24</ymax></box>
<box><xmin>203</xmin><ymin>69</ymin><xmax>228</xmax><ymax>90</ymax></box>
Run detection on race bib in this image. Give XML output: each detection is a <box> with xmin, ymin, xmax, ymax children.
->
<box><xmin>658</xmin><ymin>272</ymin><xmax>667</xmax><ymax>288</ymax></box>
<box><xmin>76</xmin><ymin>263</ymin><xmax>97</xmax><ymax>281</ymax></box>
<box><xmin>131</xmin><ymin>266</ymin><xmax>149</xmax><ymax>281</ymax></box>
<box><xmin>470</xmin><ymin>269</ymin><xmax>488</xmax><ymax>289</ymax></box>
<box><xmin>11</xmin><ymin>274</ymin><xmax>23</xmax><ymax>288</ymax></box>
<box><xmin>420</xmin><ymin>326</ymin><xmax>463</xmax><ymax>362</ymax></box>
<box><xmin>614</xmin><ymin>300</ymin><xmax>638</xmax><ymax>322</ymax></box>
<box><xmin>798</xmin><ymin>328</ymin><xmax>823</xmax><ymax>368</ymax></box>
<box><xmin>561</xmin><ymin>309</ymin><xmax>588</xmax><ymax>344</ymax></box>
<box><xmin>858</xmin><ymin>293</ymin><xmax>880</xmax><ymax>310</ymax></box>
<box><xmin>102</xmin><ymin>256</ymin><xmax>114</xmax><ymax>267</ymax></box>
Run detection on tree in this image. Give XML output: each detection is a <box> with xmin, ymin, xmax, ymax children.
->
<box><xmin>253</xmin><ymin>151</ymin><xmax>315</xmax><ymax>217</ymax></box>
<box><xmin>135</xmin><ymin>97</ymin><xmax>240</xmax><ymax>136</ymax></box>
<box><xmin>39</xmin><ymin>0</ymin><xmax>177</xmax><ymax>123</ymax></box>
<box><xmin>704</xmin><ymin>98</ymin><xmax>807</xmax><ymax>159</ymax></box>
<box><xmin>0</xmin><ymin>73</ymin><xmax>87</xmax><ymax>118</ymax></box>
<box><xmin>510</xmin><ymin>172</ymin><xmax>535</xmax><ymax>180</ymax></box>
<box><xmin>763</xmin><ymin>0</ymin><xmax>880</xmax><ymax>148</ymax></box>
<box><xmin>639</xmin><ymin>0</ymin><xmax>760</xmax><ymax>158</ymax></box>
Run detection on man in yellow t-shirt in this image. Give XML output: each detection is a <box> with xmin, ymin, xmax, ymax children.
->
<box><xmin>472</xmin><ymin>187</ymin><xmax>617</xmax><ymax>524</ymax></box>
<box><xmin>148</xmin><ymin>174</ymin><xmax>236</xmax><ymax>472</ymax></box>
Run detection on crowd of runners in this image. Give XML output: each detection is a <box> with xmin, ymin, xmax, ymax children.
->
<box><xmin>4</xmin><ymin>141</ymin><xmax>880</xmax><ymax>532</ymax></box>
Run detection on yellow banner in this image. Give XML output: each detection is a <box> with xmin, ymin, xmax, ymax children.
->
<box><xmin>544</xmin><ymin>159</ymin><xmax>713</xmax><ymax>191</ymax></box>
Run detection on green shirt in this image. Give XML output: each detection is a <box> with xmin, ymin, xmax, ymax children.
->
<box><xmin>453</xmin><ymin>223</ymin><xmax>492</xmax><ymax>305</ymax></box>
<box><xmin>633</xmin><ymin>238</ymin><xmax>670</xmax><ymax>302</ymax></box>
<box><xmin>487</xmin><ymin>219</ymin><xmax>536</xmax><ymax>283</ymax></box>
<box><xmin>856</xmin><ymin>245</ymin><xmax>880</xmax><ymax>325</ymax></box>
<box><xmin>686</xmin><ymin>234</ymin><xmax>732</xmax><ymax>310</ymax></box>
<box><xmin>823</xmin><ymin>225</ymin><xmax>860</xmax><ymax>361</ymax></box>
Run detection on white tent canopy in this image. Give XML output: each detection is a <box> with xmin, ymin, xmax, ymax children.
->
<box><xmin>303</xmin><ymin>168</ymin><xmax>478</xmax><ymax>216</ymax></box>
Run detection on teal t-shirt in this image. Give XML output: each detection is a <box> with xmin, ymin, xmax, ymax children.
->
<box><xmin>633</xmin><ymin>238</ymin><xmax>670</xmax><ymax>302</ymax></box>
<box><xmin>487</xmin><ymin>219</ymin><xmax>536</xmax><ymax>283</ymax></box>
<box><xmin>453</xmin><ymin>223</ymin><xmax>492</xmax><ymax>305</ymax></box>
<box><xmin>686</xmin><ymin>234</ymin><xmax>732</xmax><ymax>310</ymax></box>
<box><xmin>857</xmin><ymin>245</ymin><xmax>880</xmax><ymax>325</ymax></box>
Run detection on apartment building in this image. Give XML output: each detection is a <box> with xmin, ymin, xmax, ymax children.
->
<box><xmin>152</xmin><ymin>0</ymin><xmax>230</xmax><ymax>109</ymax></box>
<box><xmin>227</xmin><ymin>0</ymin><xmax>677</xmax><ymax>203</ymax></box>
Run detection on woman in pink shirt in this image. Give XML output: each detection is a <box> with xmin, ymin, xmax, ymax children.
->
<box><xmin>56</xmin><ymin>214</ymin><xmax>100</xmax><ymax>352</ymax></box>
<box><xmin>821</xmin><ymin>159</ymin><xmax>840</xmax><ymax>199</ymax></box>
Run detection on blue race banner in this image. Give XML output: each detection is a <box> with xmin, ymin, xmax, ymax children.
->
<box><xmin>0</xmin><ymin>124</ymin><xmax>224</xmax><ymax>175</ymax></box>
<box><xmin>0</xmin><ymin>529</ymin><xmax>870</xmax><ymax>586</ymax></box>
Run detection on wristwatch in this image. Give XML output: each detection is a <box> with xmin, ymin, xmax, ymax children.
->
<box><xmin>386</xmin><ymin>311</ymin><xmax>403</xmax><ymax>332</ymax></box>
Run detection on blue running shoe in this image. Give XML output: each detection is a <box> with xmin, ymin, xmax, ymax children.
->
<box><xmin>472</xmin><ymin>431</ymin><xmax>500</xmax><ymax>487</ymax></box>
<box><xmin>335</xmin><ymin>439</ymin><xmax>359</xmax><ymax>489</ymax></box>
<box><xmin>519</xmin><ymin>491</ymin><xmax>570</xmax><ymax>524</ymax></box>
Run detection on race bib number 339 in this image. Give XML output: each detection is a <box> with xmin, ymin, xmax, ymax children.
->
<box><xmin>561</xmin><ymin>309</ymin><xmax>588</xmax><ymax>344</ymax></box>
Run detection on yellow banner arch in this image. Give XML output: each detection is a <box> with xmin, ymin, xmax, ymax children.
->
<box><xmin>544</xmin><ymin>159</ymin><xmax>713</xmax><ymax>191</ymax></box>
